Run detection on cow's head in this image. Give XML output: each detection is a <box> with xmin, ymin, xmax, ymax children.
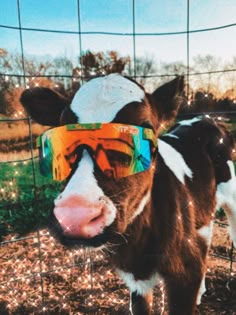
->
<box><xmin>20</xmin><ymin>74</ymin><xmax>184</xmax><ymax>248</ymax></box>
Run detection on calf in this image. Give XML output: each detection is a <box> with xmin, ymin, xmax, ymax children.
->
<box><xmin>20</xmin><ymin>74</ymin><xmax>236</xmax><ymax>315</ymax></box>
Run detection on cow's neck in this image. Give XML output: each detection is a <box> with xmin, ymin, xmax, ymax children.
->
<box><xmin>111</xmin><ymin>202</ymin><xmax>159</xmax><ymax>277</ymax></box>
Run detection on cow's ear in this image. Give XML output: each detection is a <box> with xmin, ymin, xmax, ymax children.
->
<box><xmin>20</xmin><ymin>87</ymin><xmax>71</xmax><ymax>126</ymax></box>
<box><xmin>151</xmin><ymin>76</ymin><xmax>184</xmax><ymax>124</ymax></box>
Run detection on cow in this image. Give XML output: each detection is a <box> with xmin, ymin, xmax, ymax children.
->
<box><xmin>20</xmin><ymin>73</ymin><xmax>236</xmax><ymax>315</ymax></box>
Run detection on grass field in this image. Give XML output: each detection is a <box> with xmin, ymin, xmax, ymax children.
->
<box><xmin>0</xmin><ymin>158</ymin><xmax>63</xmax><ymax>236</ymax></box>
<box><xmin>0</xmin><ymin>120</ymin><xmax>57</xmax><ymax>235</ymax></box>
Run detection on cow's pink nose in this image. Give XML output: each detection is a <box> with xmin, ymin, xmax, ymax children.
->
<box><xmin>53</xmin><ymin>195</ymin><xmax>110</xmax><ymax>239</ymax></box>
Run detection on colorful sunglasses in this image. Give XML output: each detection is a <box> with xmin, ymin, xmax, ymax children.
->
<box><xmin>37</xmin><ymin>123</ymin><xmax>157</xmax><ymax>181</ymax></box>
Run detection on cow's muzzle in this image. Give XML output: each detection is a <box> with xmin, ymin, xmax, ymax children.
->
<box><xmin>49</xmin><ymin>194</ymin><xmax>116</xmax><ymax>247</ymax></box>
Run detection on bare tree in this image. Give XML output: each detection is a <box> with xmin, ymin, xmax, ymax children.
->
<box><xmin>79</xmin><ymin>50</ymin><xmax>130</xmax><ymax>78</ymax></box>
<box><xmin>192</xmin><ymin>55</ymin><xmax>223</xmax><ymax>98</ymax></box>
<box><xmin>125</xmin><ymin>55</ymin><xmax>158</xmax><ymax>89</ymax></box>
<box><xmin>222</xmin><ymin>56</ymin><xmax>236</xmax><ymax>100</ymax></box>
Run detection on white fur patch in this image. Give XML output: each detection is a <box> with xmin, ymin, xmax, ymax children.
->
<box><xmin>178</xmin><ymin>117</ymin><xmax>201</xmax><ymax>126</ymax></box>
<box><xmin>158</xmin><ymin>139</ymin><xmax>193</xmax><ymax>184</ymax></box>
<box><xmin>55</xmin><ymin>150</ymin><xmax>102</xmax><ymax>203</ymax></box>
<box><xmin>197</xmin><ymin>222</ymin><xmax>214</xmax><ymax>304</ymax></box>
<box><xmin>129</xmin><ymin>292</ymin><xmax>134</xmax><ymax>315</ymax></box>
<box><xmin>130</xmin><ymin>191</ymin><xmax>151</xmax><ymax>222</ymax></box>
<box><xmin>197</xmin><ymin>275</ymin><xmax>206</xmax><ymax>305</ymax></box>
<box><xmin>227</xmin><ymin>160</ymin><xmax>235</xmax><ymax>179</ymax></box>
<box><xmin>54</xmin><ymin>150</ymin><xmax>116</xmax><ymax>226</ymax></box>
<box><xmin>70</xmin><ymin>73</ymin><xmax>145</xmax><ymax>123</ymax></box>
<box><xmin>216</xmin><ymin>160</ymin><xmax>236</xmax><ymax>246</ymax></box>
<box><xmin>117</xmin><ymin>269</ymin><xmax>162</xmax><ymax>295</ymax></box>
<box><xmin>163</xmin><ymin>133</ymin><xmax>179</xmax><ymax>139</ymax></box>
<box><xmin>197</xmin><ymin>222</ymin><xmax>213</xmax><ymax>247</ymax></box>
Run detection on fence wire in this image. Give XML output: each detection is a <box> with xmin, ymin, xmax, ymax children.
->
<box><xmin>0</xmin><ymin>0</ymin><xmax>235</xmax><ymax>314</ymax></box>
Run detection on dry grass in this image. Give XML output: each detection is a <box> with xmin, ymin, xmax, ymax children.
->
<box><xmin>0</xmin><ymin>121</ymin><xmax>48</xmax><ymax>141</ymax></box>
<box><xmin>0</xmin><ymin>122</ymin><xmax>48</xmax><ymax>162</ymax></box>
<box><xmin>0</xmin><ymin>150</ymin><xmax>38</xmax><ymax>162</ymax></box>
<box><xmin>0</xmin><ymin>223</ymin><xmax>235</xmax><ymax>315</ymax></box>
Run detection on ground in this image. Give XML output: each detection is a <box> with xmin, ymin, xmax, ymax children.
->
<box><xmin>0</xmin><ymin>220</ymin><xmax>235</xmax><ymax>315</ymax></box>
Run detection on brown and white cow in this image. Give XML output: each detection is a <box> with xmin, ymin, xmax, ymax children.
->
<box><xmin>20</xmin><ymin>74</ymin><xmax>236</xmax><ymax>315</ymax></box>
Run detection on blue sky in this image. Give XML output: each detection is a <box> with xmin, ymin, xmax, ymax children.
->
<box><xmin>0</xmin><ymin>0</ymin><xmax>236</xmax><ymax>65</ymax></box>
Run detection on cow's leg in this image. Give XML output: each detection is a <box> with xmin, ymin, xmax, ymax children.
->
<box><xmin>196</xmin><ymin>221</ymin><xmax>214</xmax><ymax>304</ymax></box>
<box><xmin>165</xmin><ymin>273</ymin><xmax>202</xmax><ymax>315</ymax></box>
<box><xmin>165</xmin><ymin>243</ymin><xmax>207</xmax><ymax>315</ymax></box>
<box><xmin>130</xmin><ymin>291</ymin><xmax>153</xmax><ymax>315</ymax></box>
<box><xmin>224</xmin><ymin>204</ymin><xmax>236</xmax><ymax>247</ymax></box>
<box><xmin>117</xmin><ymin>269</ymin><xmax>158</xmax><ymax>315</ymax></box>
<box><xmin>196</xmin><ymin>274</ymin><xmax>206</xmax><ymax>305</ymax></box>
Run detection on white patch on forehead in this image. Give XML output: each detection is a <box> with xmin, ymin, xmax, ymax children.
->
<box><xmin>158</xmin><ymin>139</ymin><xmax>193</xmax><ymax>184</ymax></box>
<box><xmin>178</xmin><ymin>117</ymin><xmax>201</xmax><ymax>126</ymax></box>
<box><xmin>70</xmin><ymin>73</ymin><xmax>145</xmax><ymax>123</ymax></box>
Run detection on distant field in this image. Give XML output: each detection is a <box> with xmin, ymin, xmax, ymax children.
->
<box><xmin>0</xmin><ymin>121</ymin><xmax>48</xmax><ymax>161</ymax></box>
<box><xmin>0</xmin><ymin>120</ymin><xmax>47</xmax><ymax>140</ymax></box>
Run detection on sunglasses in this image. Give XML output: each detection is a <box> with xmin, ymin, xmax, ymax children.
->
<box><xmin>37</xmin><ymin>123</ymin><xmax>157</xmax><ymax>181</ymax></box>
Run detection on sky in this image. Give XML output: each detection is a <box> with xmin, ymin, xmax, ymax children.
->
<box><xmin>0</xmin><ymin>0</ymin><xmax>236</xmax><ymax>67</ymax></box>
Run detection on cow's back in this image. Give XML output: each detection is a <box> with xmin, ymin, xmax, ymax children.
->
<box><xmin>159</xmin><ymin>117</ymin><xmax>234</xmax><ymax>228</ymax></box>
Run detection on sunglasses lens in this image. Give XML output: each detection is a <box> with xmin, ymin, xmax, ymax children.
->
<box><xmin>39</xmin><ymin>134</ymin><xmax>53</xmax><ymax>178</ymax></box>
<box><xmin>38</xmin><ymin>124</ymin><xmax>156</xmax><ymax>180</ymax></box>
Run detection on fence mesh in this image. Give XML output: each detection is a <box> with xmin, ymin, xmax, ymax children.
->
<box><xmin>0</xmin><ymin>0</ymin><xmax>236</xmax><ymax>314</ymax></box>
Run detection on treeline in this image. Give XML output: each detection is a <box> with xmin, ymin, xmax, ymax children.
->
<box><xmin>179</xmin><ymin>91</ymin><xmax>236</xmax><ymax>118</ymax></box>
<box><xmin>0</xmin><ymin>50</ymin><xmax>131</xmax><ymax>116</ymax></box>
<box><xmin>0</xmin><ymin>48</ymin><xmax>236</xmax><ymax>117</ymax></box>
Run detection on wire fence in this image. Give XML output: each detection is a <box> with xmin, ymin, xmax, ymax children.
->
<box><xmin>0</xmin><ymin>0</ymin><xmax>236</xmax><ymax>314</ymax></box>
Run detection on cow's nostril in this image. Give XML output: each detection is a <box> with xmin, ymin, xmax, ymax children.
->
<box><xmin>99</xmin><ymin>196</ymin><xmax>108</xmax><ymax>204</ymax></box>
<box><xmin>90</xmin><ymin>212</ymin><xmax>104</xmax><ymax>222</ymax></box>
